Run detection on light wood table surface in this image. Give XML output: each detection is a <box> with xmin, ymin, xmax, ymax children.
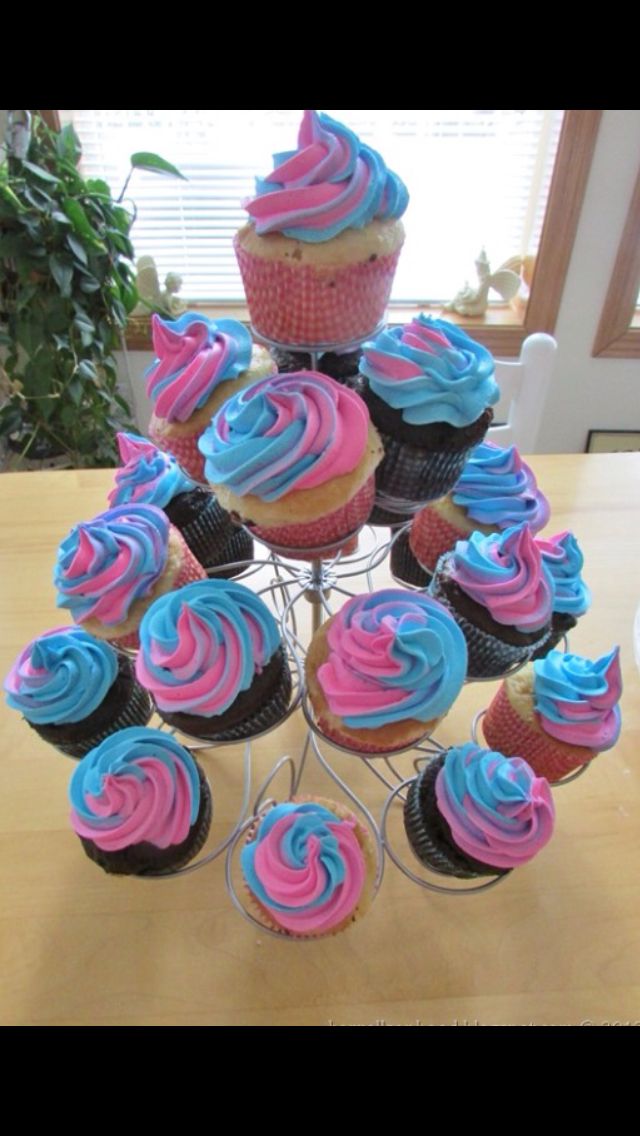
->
<box><xmin>1</xmin><ymin>454</ymin><xmax>639</xmax><ymax>1027</ymax></box>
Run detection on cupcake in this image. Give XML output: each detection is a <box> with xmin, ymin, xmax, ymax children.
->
<box><xmin>272</xmin><ymin>347</ymin><xmax>360</xmax><ymax>387</ymax></box>
<box><xmin>396</xmin><ymin>441</ymin><xmax>550</xmax><ymax>586</ymax></box>
<box><xmin>530</xmin><ymin>531</ymin><xmax>591</xmax><ymax>659</ymax></box>
<box><xmin>305</xmin><ymin>589</ymin><xmax>467</xmax><ymax>754</ymax></box>
<box><xmin>135</xmin><ymin>579</ymin><xmax>292</xmax><ymax>742</ymax></box>
<box><xmin>358</xmin><ymin>315</ymin><xmax>499</xmax><ymax>515</ymax></box>
<box><xmin>68</xmin><ymin>728</ymin><xmax>212</xmax><ymax>875</ymax></box>
<box><xmin>110</xmin><ymin>432</ymin><xmax>253</xmax><ymax>576</ymax></box>
<box><xmin>4</xmin><ymin>627</ymin><xmax>152</xmax><ymax>759</ymax></box>
<box><xmin>235</xmin><ymin>109</ymin><xmax>408</xmax><ymax>347</ymax></box>
<box><xmin>199</xmin><ymin>371</ymin><xmax>383</xmax><ymax>559</ymax></box>
<box><xmin>429</xmin><ymin>523</ymin><xmax>555</xmax><ymax>678</ymax></box>
<box><xmin>241</xmin><ymin>797</ymin><xmax>376</xmax><ymax>937</ymax></box>
<box><xmin>404</xmin><ymin>743</ymin><xmax>555</xmax><ymax>879</ymax></box>
<box><xmin>146</xmin><ymin>312</ymin><xmax>275</xmax><ymax>481</ymax></box>
<box><xmin>483</xmin><ymin>648</ymin><xmax>622</xmax><ymax>783</ymax></box>
<box><xmin>54</xmin><ymin>504</ymin><xmax>207</xmax><ymax>650</ymax></box>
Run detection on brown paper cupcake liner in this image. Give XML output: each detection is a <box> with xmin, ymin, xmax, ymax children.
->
<box><xmin>205</xmin><ymin>526</ymin><xmax>255</xmax><ymax>579</ymax></box>
<box><xmin>164</xmin><ymin>489</ymin><xmax>235</xmax><ymax>568</ymax></box>
<box><xmin>374</xmin><ymin>432</ymin><xmax>475</xmax><ymax>506</ymax></box>
<box><xmin>390</xmin><ymin>528</ymin><xmax>432</xmax><ymax>589</ymax></box>
<box><xmin>32</xmin><ymin>668</ymin><xmax>153</xmax><ymax>760</ymax></box>
<box><xmin>530</xmin><ymin>611</ymin><xmax>577</xmax><ymax>661</ymax></box>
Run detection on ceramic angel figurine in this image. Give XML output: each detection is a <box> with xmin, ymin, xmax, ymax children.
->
<box><xmin>445</xmin><ymin>249</ymin><xmax>520</xmax><ymax>317</ymax></box>
<box><xmin>131</xmin><ymin>256</ymin><xmax>186</xmax><ymax>318</ymax></box>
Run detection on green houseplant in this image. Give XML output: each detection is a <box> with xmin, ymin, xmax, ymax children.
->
<box><xmin>0</xmin><ymin>112</ymin><xmax>184</xmax><ymax>467</ymax></box>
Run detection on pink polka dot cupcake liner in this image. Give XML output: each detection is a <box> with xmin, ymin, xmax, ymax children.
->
<box><xmin>410</xmin><ymin>506</ymin><xmax>468</xmax><ymax>573</ymax></box>
<box><xmin>250</xmin><ymin>476</ymin><xmax>375</xmax><ymax>561</ymax></box>
<box><xmin>235</xmin><ymin>237</ymin><xmax>401</xmax><ymax>347</ymax></box>
<box><xmin>148</xmin><ymin>421</ymin><xmax>206</xmax><ymax>484</ymax></box>
<box><xmin>483</xmin><ymin>683</ymin><xmax>592</xmax><ymax>784</ymax></box>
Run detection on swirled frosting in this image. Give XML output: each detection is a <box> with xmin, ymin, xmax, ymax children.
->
<box><xmin>435</xmin><ymin>743</ymin><xmax>555</xmax><ymax>869</ymax></box>
<box><xmin>241</xmin><ymin>801</ymin><xmax>366</xmax><ymax>934</ymax></box>
<box><xmin>4</xmin><ymin>626</ymin><xmax>118</xmax><ymax>725</ymax></box>
<box><xmin>145</xmin><ymin>312</ymin><xmax>253</xmax><ymax>423</ymax></box>
<box><xmin>54</xmin><ymin>504</ymin><xmax>169</xmax><ymax>627</ymax></box>
<box><xmin>360</xmin><ymin>314</ymin><xmax>499</xmax><ymax>427</ymax></box>
<box><xmin>536</xmin><ymin>531</ymin><xmax>591</xmax><ymax>617</ymax></box>
<box><xmin>448</xmin><ymin>523</ymin><xmax>555</xmax><ymax>632</ymax></box>
<box><xmin>451</xmin><ymin>441</ymin><xmax>550</xmax><ymax>532</ymax></box>
<box><xmin>109</xmin><ymin>433</ymin><xmax>197</xmax><ymax>509</ymax></box>
<box><xmin>199</xmin><ymin>371</ymin><xmax>369</xmax><ymax>501</ymax></box>
<box><xmin>317</xmin><ymin>590</ymin><xmax>467</xmax><ymax>729</ymax></box>
<box><xmin>69</xmin><ymin>728</ymin><xmax>201</xmax><ymax>852</ymax></box>
<box><xmin>244</xmin><ymin>109</ymin><xmax>408</xmax><ymax>242</ymax></box>
<box><xmin>533</xmin><ymin>648</ymin><xmax>622</xmax><ymax>749</ymax></box>
<box><xmin>135</xmin><ymin>579</ymin><xmax>281</xmax><ymax>716</ymax></box>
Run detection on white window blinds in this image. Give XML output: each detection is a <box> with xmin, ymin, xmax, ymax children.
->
<box><xmin>60</xmin><ymin>110</ymin><xmax>564</xmax><ymax>305</ymax></box>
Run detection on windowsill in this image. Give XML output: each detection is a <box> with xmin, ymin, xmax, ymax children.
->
<box><xmin>124</xmin><ymin>302</ymin><xmax>528</xmax><ymax>356</ymax></box>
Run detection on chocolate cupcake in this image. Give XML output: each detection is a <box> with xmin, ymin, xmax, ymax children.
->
<box><xmin>357</xmin><ymin>315</ymin><xmax>499</xmax><ymax>513</ymax></box>
<box><xmin>4</xmin><ymin>627</ymin><xmax>152</xmax><ymax>759</ymax></box>
<box><xmin>69</xmin><ymin>728</ymin><xmax>212</xmax><ymax>875</ymax></box>
<box><xmin>110</xmin><ymin>432</ymin><xmax>253</xmax><ymax>575</ymax></box>
<box><xmin>530</xmin><ymin>531</ymin><xmax>591</xmax><ymax>659</ymax></box>
<box><xmin>404</xmin><ymin>743</ymin><xmax>555</xmax><ymax>879</ymax></box>
<box><xmin>390</xmin><ymin>526</ymin><xmax>431</xmax><ymax>588</ymax></box>
<box><xmin>136</xmin><ymin>580</ymin><xmax>292</xmax><ymax>742</ymax></box>
<box><xmin>429</xmin><ymin>523</ymin><xmax>555</xmax><ymax>678</ymax></box>
<box><xmin>272</xmin><ymin>347</ymin><xmax>361</xmax><ymax>387</ymax></box>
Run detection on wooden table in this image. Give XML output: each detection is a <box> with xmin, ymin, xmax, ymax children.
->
<box><xmin>1</xmin><ymin>455</ymin><xmax>639</xmax><ymax>1027</ymax></box>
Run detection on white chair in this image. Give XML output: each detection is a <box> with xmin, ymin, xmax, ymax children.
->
<box><xmin>488</xmin><ymin>333</ymin><xmax>557</xmax><ymax>452</ymax></box>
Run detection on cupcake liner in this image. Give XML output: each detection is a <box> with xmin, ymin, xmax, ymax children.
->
<box><xmin>205</xmin><ymin>526</ymin><xmax>255</xmax><ymax>579</ymax></box>
<box><xmin>483</xmin><ymin>683</ymin><xmax>592</xmax><ymax>783</ymax></box>
<box><xmin>314</xmin><ymin>713</ymin><xmax>428</xmax><ymax>755</ymax></box>
<box><xmin>111</xmin><ymin>531</ymin><xmax>207</xmax><ymax>651</ymax></box>
<box><xmin>374</xmin><ymin>432</ymin><xmax>475</xmax><ymax>507</ymax></box>
<box><xmin>530</xmin><ymin>612</ymin><xmax>578</xmax><ymax>661</ymax></box>
<box><xmin>430</xmin><ymin>574</ymin><xmax>548</xmax><ymax>679</ymax></box>
<box><xmin>148</xmin><ymin>422</ymin><xmax>206</xmax><ymax>483</ymax></box>
<box><xmin>32</xmin><ymin>669</ymin><xmax>153</xmax><ymax>760</ymax></box>
<box><xmin>235</xmin><ymin>235</ymin><xmax>401</xmax><ymax>347</ymax></box>
<box><xmin>367</xmin><ymin>501</ymin><xmax>415</xmax><ymax>527</ymax></box>
<box><xmin>390</xmin><ymin>528</ymin><xmax>432</xmax><ymax>589</ymax></box>
<box><xmin>166</xmin><ymin>491</ymin><xmax>235</xmax><ymax>569</ymax></box>
<box><xmin>404</xmin><ymin>756</ymin><xmax>507</xmax><ymax>878</ymax></box>
<box><xmin>250</xmin><ymin>475</ymin><xmax>375</xmax><ymax>561</ymax></box>
<box><xmin>79</xmin><ymin>761</ymin><xmax>213</xmax><ymax>876</ymax></box>
<box><xmin>272</xmin><ymin>347</ymin><xmax>361</xmax><ymax>386</ymax></box>
<box><xmin>159</xmin><ymin>649</ymin><xmax>293</xmax><ymax>743</ymax></box>
<box><xmin>410</xmin><ymin>505</ymin><xmax>468</xmax><ymax>573</ymax></box>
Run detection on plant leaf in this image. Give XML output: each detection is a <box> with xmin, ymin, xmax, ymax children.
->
<box><xmin>0</xmin><ymin>184</ymin><xmax>26</xmax><ymax>212</ymax></box>
<box><xmin>66</xmin><ymin>233</ymin><xmax>88</xmax><ymax>266</ymax></box>
<box><xmin>49</xmin><ymin>254</ymin><xmax>73</xmax><ymax>298</ymax></box>
<box><xmin>56</xmin><ymin>124</ymin><xmax>81</xmax><ymax>166</ymax></box>
<box><xmin>21</xmin><ymin>160</ymin><xmax>60</xmax><ymax>184</ymax></box>
<box><xmin>62</xmin><ymin>197</ymin><xmax>105</xmax><ymax>249</ymax></box>
<box><xmin>77</xmin><ymin>359</ymin><xmax>98</xmax><ymax>382</ymax></box>
<box><xmin>68</xmin><ymin>378</ymin><xmax>83</xmax><ymax>405</ymax></box>
<box><xmin>130</xmin><ymin>152</ymin><xmax>186</xmax><ymax>180</ymax></box>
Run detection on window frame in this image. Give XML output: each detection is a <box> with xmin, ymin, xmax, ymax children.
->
<box><xmin>41</xmin><ymin>110</ymin><xmax>603</xmax><ymax>357</ymax></box>
<box><xmin>592</xmin><ymin>159</ymin><xmax>640</xmax><ymax>358</ymax></box>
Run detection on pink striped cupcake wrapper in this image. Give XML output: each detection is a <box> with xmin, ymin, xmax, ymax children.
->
<box><xmin>410</xmin><ymin>506</ymin><xmax>468</xmax><ymax>573</ymax></box>
<box><xmin>483</xmin><ymin>683</ymin><xmax>593</xmax><ymax>783</ymax></box>
<box><xmin>235</xmin><ymin>236</ymin><xmax>401</xmax><ymax>347</ymax></box>
<box><xmin>149</xmin><ymin>421</ymin><xmax>206</xmax><ymax>484</ymax></box>
<box><xmin>250</xmin><ymin>476</ymin><xmax>375</xmax><ymax>561</ymax></box>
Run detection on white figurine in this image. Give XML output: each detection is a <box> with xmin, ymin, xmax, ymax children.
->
<box><xmin>132</xmin><ymin>256</ymin><xmax>186</xmax><ymax>318</ymax></box>
<box><xmin>445</xmin><ymin>249</ymin><xmax>520</xmax><ymax>317</ymax></box>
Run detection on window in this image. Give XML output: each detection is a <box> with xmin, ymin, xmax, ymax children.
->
<box><xmin>592</xmin><ymin>161</ymin><xmax>640</xmax><ymax>358</ymax></box>
<box><xmin>58</xmin><ymin>109</ymin><xmax>602</xmax><ymax>354</ymax></box>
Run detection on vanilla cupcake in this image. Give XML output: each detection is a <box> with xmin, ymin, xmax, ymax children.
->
<box><xmin>199</xmin><ymin>371</ymin><xmax>382</xmax><ymax>559</ymax></box>
<box><xmin>235</xmin><ymin>109</ymin><xmax>408</xmax><ymax>347</ymax></box>
<box><xmin>146</xmin><ymin>313</ymin><xmax>275</xmax><ymax>481</ymax></box>
<box><xmin>429</xmin><ymin>523</ymin><xmax>555</xmax><ymax>678</ymax></box>
<box><xmin>305</xmin><ymin>589</ymin><xmax>467</xmax><ymax>753</ymax></box>
<box><xmin>54</xmin><ymin>504</ymin><xmax>206</xmax><ymax>650</ymax></box>
<box><xmin>135</xmin><ymin>580</ymin><xmax>292</xmax><ymax>742</ymax></box>
<box><xmin>393</xmin><ymin>441</ymin><xmax>550</xmax><ymax>586</ymax></box>
<box><xmin>359</xmin><ymin>315</ymin><xmax>499</xmax><ymax>516</ymax></box>
<box><xmin>483</xmin><ymin>648</ymin><xmax>622</xmax><ymax>783</ymax></box>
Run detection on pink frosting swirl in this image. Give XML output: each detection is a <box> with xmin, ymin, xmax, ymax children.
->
<box><xmin>449</xmin><ymin>523</ymin><xmax>554</xmax><ymax>632</ymax></box>
<box><xmin>145</xmin><ymin>313</ymin><xmax>253</xmax><ymax>423</ymax></box>
<box><xmin>533</xmin><ymin>648</ymin><xmax>622</xmax><ymax>749</ymax></box>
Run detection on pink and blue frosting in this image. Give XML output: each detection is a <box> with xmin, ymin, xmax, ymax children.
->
<box><xmin>145</xmin><ymin>312</ymin><xmax>253</xmax><ymax>423</ymax></box>
<box><xmin>445</xmin><ymin>522</ymin><xmax>555</xmax><ymax>632</ymax></box>
<box><xmin>451</xmin><ymin>441</ymin><xmax>550</xmax><ymax>532</ymax></box>
<box><xmin>241</xmin><ymin>800</ymin><xmax>366</xmax><ymax>934</ymax></box>
<box><xmin>109</xmin><ymin>433</ymin><xmax>197</xmax><ymax>509</ymax></box>
<box><xmin>69</xmin><ymin>727</ymin><xmax>201</xmax><ymax>852</ymax></box>
<box><xmin>317</xmin><ymin>589</ymin><xmax>467</xmax><ymax>729</ymax></box>
<box><xmin>435</xmin><ymin>743</ymin><xmax>555</xmax><ymax>869</ymax></box>
<box><xmin>360</xmin><ymin>315</ymin><xmax>499</xmax><ymax>427</ymax></box>
<box><xmin>135</xmin><ymin>579</ymin><xmax>281</xmax><ymax>716</ymax></box>
<box><xmin>4</xmin><ymin>626</ymin><xmax>118</xmax><ymax>725</ymax></box>
<box><xmin>535</xmin><ymin>531</ymin><xmax>591</xmax><ymax>617</ymax></box>
<box><xmin>244</xmin><ymin>109</ymin><xmax>408</xmax><ymax>242</ymax></box>
<box><xmin>54</xmin><ymin>504</ymin><xmax>170</xmax><ymax>627</ymax></box>
<box><xmin>199</xmin><ymin>371</ymin><xmax>369</xmax><ymax>501</ymax></box>
<box><xmin>533</xmin><ymin>647</ymin><xmax>622</xmax><ymax>750</ymax></box>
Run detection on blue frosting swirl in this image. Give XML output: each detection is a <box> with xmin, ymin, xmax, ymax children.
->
<box><xmin>537</xmin><ymin>531</ymin><xmax>591</xmax><ymax>616</ymax></box>
<box><xmin>451</xmin><ymin>441</ymin><xmax>550</xmax><ymax>531</ymax></box>
<box><xmin>241</xmin><ymin>802</ymin><xmax>348</xmax><ymax>913</ymax></box>
<box><xmin>4</xmin><ymin>626</ymin><xmax>118</xmax><ymax>725</ymax></box>
<box><xmin>109</xmin><ymin>433</ymin><xmax>197</xmax><ymax>509</ymax></box>
<box><xmin>533</xmin><ymin>648</ymin><xmax>622</xmax><ymax>749</ymax></box>
<box><xmin>360</xmin><ymin>314</ymin><xmax>499</xmax><ymax>427</ymax></box>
